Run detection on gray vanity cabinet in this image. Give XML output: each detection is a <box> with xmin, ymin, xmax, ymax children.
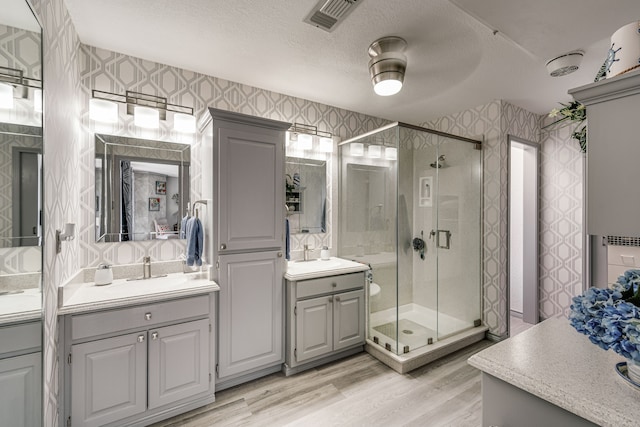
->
<box><xmin>285</xmin><ymin>272</ymin><xmax>366</xmax><ymax>375</ymax></box>
<box><xmin>61</xmin><ymin>294</ymin><xmax>215</xmax><ymax>427</ymax></box>
<box><xmin>217</xmin><ymin>251</ymin><xmax>284</xmax><ymax>381</ymax></box>
<box><xmin>0</xmin><ymin>321</ymin><xmax>42</xmax><ymax>427</ymax></box>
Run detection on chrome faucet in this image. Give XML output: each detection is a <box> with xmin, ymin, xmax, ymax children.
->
<box><xmin>303</xmin><ymin>244</ymin><xmax>313</xmax><ymax>261</ymax></box>
<box><xmin>143</xmin><ymin>256</ymin><xmax>151</xmax><ymax>279</ymax></box>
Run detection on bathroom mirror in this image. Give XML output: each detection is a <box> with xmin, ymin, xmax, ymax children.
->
<box><xmin>0</xmin><ymin>1</ymin><xmax>43</xmax><ymax>426</ymax></box>
<box><xmin>345</xmin><ymin>163</ymin><xmax>390</xmax><ymax>232</ymax></box>
<box><xmin>285</xmin><ymin>157</ymin><xmax>326</xmax><ymax>234</ymax></box>
<box><xmin>95</xmin><ymin>134</ymin><xmax>190</xmax><ymax>243</ymax></box>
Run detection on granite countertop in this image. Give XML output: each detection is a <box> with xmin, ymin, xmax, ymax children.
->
<box><xmin>0</xmin><ymin>287</ymin><xmax>41</xmax><ymax>325</ymax></box>
<box><xmin>284</xmin><ymin>257</ymin><xmax>370</xmax><ymax>281</ymax></box>
<box><xmin>59</xmin><ymin>270</ymin><xmax>219</xmax><ymax>315</ymax></box>
<box><xmin>468</xmin><ymin>317</ymin><xmax>640</xmax><ymax>427</ymax></box>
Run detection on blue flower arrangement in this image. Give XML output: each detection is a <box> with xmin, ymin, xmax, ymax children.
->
<box><xmin>569</xmin><ymin>269</ymin><xmax>640</xmax><ymax>361</ymax></box>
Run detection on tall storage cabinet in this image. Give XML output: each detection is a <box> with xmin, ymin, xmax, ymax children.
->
<box><xmin>202</xmin><ymin>108</ymin><xmax>290</xmax><ymax>390</ymax></box>
<box><xmin>570</xmin><ymin>70</ymin><xmax>640</xmax><ymax>237</ymax></box>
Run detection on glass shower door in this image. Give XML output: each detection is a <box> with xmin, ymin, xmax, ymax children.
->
<box><xmin>435</xmin><ymin>136</ymin><xmax>482</xmax><ymax>340</ymax></box>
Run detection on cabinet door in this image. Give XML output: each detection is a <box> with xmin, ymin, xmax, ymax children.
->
<box><xmin>218</xmin><ymin>251</ymin><xmax>284</xmax><ymax>379</ymax></box>
<box><xmin>333</xmin><ymin>289</ymin><xmax>365</xmax><ymax>352</ymax></box>
<box><xmin>217</xmin><ymin>125</ymin><xmax>284</xmax><ymax>252</ymax></box>
<box><xmin>71</xmin><ymin>332</ymin><xmax>146</xmax><ymax>427</ymax></box>
<box><xmin>0</xmin><ymin>352</ymin><xmax>41</xmax><ymax>427</ymax></box>
<box><xmin>295</xmin><ymin>296</ymin><xmax>333</xmax><ymax>363</ymax></box>
<box><xmin>148</xmin><ymin>319</ymin><xmax>210</xmax><ymax>409</ymax></box>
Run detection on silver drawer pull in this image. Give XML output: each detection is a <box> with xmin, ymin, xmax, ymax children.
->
<box><xmin>335</xmin><ymin>296</ymin><xmax>341</xmax><ymax>302</ymax></box>
<box><xmin>332</xmin><ymin>283</ymin><xmax>337</xmax><ymax>288</ymax></box>
<box><xmin>137</xmin><ymin>335</ymin><xmax>145</xmax><ymax>343</ymax></box>
<box><xmin>145</xmin><ymin>313</ymin><xmax>152</xmax><ymax>321</ymax></box>
<box><xmin>151</xmin><ymin>332</ymin><xmax>158</xmax><ymax>340</ymax></box>
<box><xmin>220</xmin><ymin>243</ymin><xmax>227</xmax><ymax>250</ymax></box>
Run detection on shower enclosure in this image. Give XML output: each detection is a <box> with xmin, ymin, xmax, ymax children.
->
<box><xmin>338</xmin><ymin>123</ymin><xmax>484</xmax><ymax>370</ymax></box>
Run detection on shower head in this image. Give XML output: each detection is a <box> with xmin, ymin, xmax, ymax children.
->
<box><xmin>430</xmin><ymin>155</ymin><xmax>446</xmax><ymax>169</ymax></box>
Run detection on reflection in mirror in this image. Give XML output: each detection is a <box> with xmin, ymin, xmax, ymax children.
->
<box><xmin>0</xmin><ymin>1</ymin><xmax>43</xmax><ymax>426</ymax></box>
<box><xmin>95</xmin><ymin>134</ymin><xmax>190</xmax><ymax>243</ymax></box>
<box><xmin>346</xmin><ymin>164</ymin><xmax>389</xmax><ymax>232</ymax></box>
<box><xmin>286</xmin><ymin>157</ymin><xmax>326</xmax><ymax>234</ymax></box>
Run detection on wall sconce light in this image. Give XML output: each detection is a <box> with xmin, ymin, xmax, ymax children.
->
<box><xmin>385</xmin><ymin>146</ymin><xmax>398</xmax><ymax>160</ymax></box>
<box><xmin>174</xmin><ymin>113</ymin><xmax>196</xmax><ymax>133</ymax></box>
<box><xmin>296</xmin><ymin>134</ymin><xmax>313</xmax><ymax>150</ymax></box>
<box><xmin>89</xmin><ymin>98</ymin><xmax>118</xmax><ymax>123</ymax></box>
<box><xmin>368</xmin><ymin>36</ymin><xmax>408</xmax><ymax>96</ymax></box>
<box><xmin>56</xmin><ymin>223</ymin><xmax>76</xmax><ymax>254</ymax></box>
<box><xmin>350</xmin><ymin>142</ymin><xmax>364</xmax><ymax>156</ymax></box>
<box><xmin>89</xmin><ymin>89</ymin><xmax>195</xmax><ymax>130</ymax></box>
<box><xmin>287</xmin><ymin>123</ymin><xmax>333</xmax><ymax>153</ymax></box>
<box><xmin>0</xmin><ymin>83</ymin><xmax>14</xmax><ymax>109</ymax></box>
<box><xmin>367</xmin><ymin>145</ymin><xmax>382</xmax><ymax>158</ymax></box>
<box><xmin>0</xmin><ymin>66</ymin><xmax>41</xmax><ymax>110</ymax></box>
<box><xmin>318</xmin><ymin>136</ymin><xmax>334</xmax><ymax>153</ymax></box>
<box><xmin>134</xmin><ymin>105</ymin><xmax>159</xmax><ymax>129</ymax></box>
<box><xmin>34</xmin><ymin>89</ymin><xmax>42</xmax><ymax>113</ymax></box>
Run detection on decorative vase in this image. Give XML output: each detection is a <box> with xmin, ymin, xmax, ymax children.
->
<box><xmin>627</xmin><ymin>358</ymin><xmax>640</xmax><ymax>385</ymax></box>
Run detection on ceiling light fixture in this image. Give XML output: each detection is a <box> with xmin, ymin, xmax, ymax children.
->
<box><xmin>546</xmin><ymin>51</ymin><xmax>584</xmax><ymax>77</ymax></box>
<box><xmin>89</xmin><ymin>89</ymin><xmax>195</xmax><ymax>129</ymax></box>
<box><xmin>368</xmin><ymin>36</ymin><xmax>408</xmax><ymax>96</ymax></box>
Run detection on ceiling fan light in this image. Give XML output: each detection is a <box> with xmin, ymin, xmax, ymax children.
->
<box><xmin>368</xmin><ymin>36</ymin><xmax>407</xmax><ymax>97</ymax></box>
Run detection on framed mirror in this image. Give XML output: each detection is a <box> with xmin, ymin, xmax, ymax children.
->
<box><xmin>0</xmin><ymin>1</ymin><xmax>43</xmax><ymax>426</ymax></box>
<box><xmin>285</xmin><ymin>157</ymin><xmax>326</xmax><ymax>234</ymax></box>
<box><xmin>95</xmin><ymin>134</ymin><xmax>190</xmax><ymax>243</ymax></box>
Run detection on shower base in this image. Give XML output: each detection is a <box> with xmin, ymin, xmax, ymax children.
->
<box><xmin>367</xmin><ymin>303</ymin><xmax>488</xmax><ymax>374</ymax></box>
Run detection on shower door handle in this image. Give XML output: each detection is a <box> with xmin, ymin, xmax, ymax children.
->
<box><xmin>436</xmin><ymin>230</ymin><xmax>451</xmax><ymax>249</ymax></box>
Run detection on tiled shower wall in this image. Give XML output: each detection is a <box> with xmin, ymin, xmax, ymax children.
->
<box><xmin>77</xmin><ymin>44</ymin><xmax>388</xmax><ymax>268</ymax></box>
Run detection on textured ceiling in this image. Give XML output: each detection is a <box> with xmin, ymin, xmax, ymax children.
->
<box><xmin>63</xmin><ymin>0</ymin><xmax>640</xmax><ymax>124</ymax></box>
<box><xmin>3</xmin><ymin>0</ymin><xmax>40</xmax><ymax>31</ymax></box>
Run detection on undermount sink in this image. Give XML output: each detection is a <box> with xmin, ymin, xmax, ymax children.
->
<box><xmin>285</xmin><ymin>257</ymin><xmax>369</xmax><ymax>280</ymax></box>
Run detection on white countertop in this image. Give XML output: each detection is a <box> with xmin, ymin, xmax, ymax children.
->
<box><xmin>59</xmin><ymin>271</ymin><xmax>219</xmax><ymax>315</ymax></box>
<box><xmin>0</xmin><ymin>288</ymin><xmax>41</xmax><ymax>325</ymax></box>
<box><xmin>284</xmin><ymin>257</ymin><xmax>369</xmax><ymax>281</ymax></box>
<box><xmin>468</xmin><ymin>317</ymin><xmax>640</xmax><ymax>427</ymax></box>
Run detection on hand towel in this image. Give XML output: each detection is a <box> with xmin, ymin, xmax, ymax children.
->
<box><xmin>180</xmin><ymin>214</ymin><xmax>190</xmax><ymax>239</ymax></box>
<box><xmin>186</xmin><ymin>216</ymin><xmax>203</xmax><ymax>266</ymax></box>
<box><xmin>285</xmin><ymin>218</ymin><xmax>290</xmax><ymax>260</ymax></box>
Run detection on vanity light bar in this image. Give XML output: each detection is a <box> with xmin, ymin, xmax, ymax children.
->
<box><xmin>0</xmin><ymin>66</ymin><xmax>42</xmax><ymax>90</ymax></box>
<box><xmin>288</xmin><ymin>122</ymin><xmax>332</xmax><ymax>139</ymax></box>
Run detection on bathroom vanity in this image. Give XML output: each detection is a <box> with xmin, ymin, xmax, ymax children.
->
<box><xmin>57</xmin><ymin>271</ymin><xmax>219</xmax><ymax>427</ymax></box>
<box><xmin>284</xmin><ymin>257</ymin><xmax>369</xmax><ymax>375</ymax></box>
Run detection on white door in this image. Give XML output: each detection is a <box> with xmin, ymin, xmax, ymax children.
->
<box><xmin>148</xmin><ymin>319</ymin><xmax>210</xmax><ymax>409</ymax></box>
<box><xmin>333</xmin><ymin>289</ymin><xmax>365</xmax><ymax>351</ymax></box>
<box><xmin>217</xmin><ymin>126</ymin><xmax>283</xmax><ymax>252</ymax></box>
<box><xmin>71</xmin><ymin>332</ymin><xmax>147</xmax><ymax>427</ymax></box>
<box><xmin>217</xmin><ymin>251</ymin><xmax>284</xmax><ymax>379</ymax></box>
<box><xmin>295</xmin><ymin>296</ymin><xmax>333</xmax><ymax>363</ymax></box>
<box><xmin>0</xmin><ymin>352</ymin><xmax>41</xmax><ymax>427</ymax></box>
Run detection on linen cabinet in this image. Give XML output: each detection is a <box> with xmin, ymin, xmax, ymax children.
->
<box><xmin>202</xmin><ymin>108</ymin><xmax>290</xmax><ymax>390</ymax></box>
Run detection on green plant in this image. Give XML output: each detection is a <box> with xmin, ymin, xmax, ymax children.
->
<box><xmin>545</xmin><ymin>101</ymin><xmax>587</xmax><ymax>153</ymax></box>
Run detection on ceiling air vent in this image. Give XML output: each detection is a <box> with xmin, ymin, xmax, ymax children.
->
<box><xmin>304</xmin><ymin>0</ymin><xmax>361</xmax><ymax>32</ymax></box>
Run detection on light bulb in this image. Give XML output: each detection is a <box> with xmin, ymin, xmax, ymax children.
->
<box><xmin>0</xmin><ymin>83</ymin><xmax>14</xmax><ymax>109</ymax></box>
<box><xmin>367</xmin><ymin>145</ymin><xmax>381</xmax><ymax>158</ymax></box>
<box><xmin>173</xmin><ymin>113</ymin><xmax>196</xmax><ymax>133</ymax></box>
<box><xmin>134</xmin><ymin>106</ymin><xmax>159</xmax><ymax>129</ymax></box>
<box><xmin>34</xmin><ymin>89</ymin><xmax>42</xmax><ymax>113</ymax></box>
<box><xmin>385</xmin><ymin>147</ymin><xmax>397</xmax><ymax>160</ymax></box>
<box><xmin>374</xmin><ymin>79</ymin><xmax>403</xmax><ymax>96</ymax></box>
<box><xmin>350</xmin><ymin>142</ymin><xmax>364</xmax><ymax>156</ymax></box>
<box><xmin>318</xmin><ymin>137</ymin><xmax>333</xmax><ymax>153</ymax></box>
<box><xmin>296</xmin><ymin>134</ymin><xmax>313</xmax><ymax>150</ymax></box>
<box><xmin>89</xmin><ymin>98</ymin><xmax>118</xmax><ymax>123</ymax></box>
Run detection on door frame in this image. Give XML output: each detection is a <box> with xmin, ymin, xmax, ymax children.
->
<box><xmin>507</xmin><ymin>135</ymin><xmax>540</xmax><ymax>330</ymax></box>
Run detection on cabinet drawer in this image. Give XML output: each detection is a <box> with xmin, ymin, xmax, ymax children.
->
<box><xmin>0</xmin><ymin>321</ymin><xmax>41</xmax><ymax>355</ymax></box>
<box><xmin>296</xmin><ymin>273</ymin><xmax>364</xmax><ymax>299</ymax></box>
<box><xmin>71</xmin><ymin>295</ymin><xmax>209</xmax><ymax>341</ymax></box>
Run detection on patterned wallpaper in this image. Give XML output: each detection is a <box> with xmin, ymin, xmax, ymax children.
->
<box><xmin>539</xmin><ymin>118</ymin><xmax>584</xmax><ymax>319</ymax></box>
<box><xmin>31</xmin><ymin>0</ymin><xmax>82</xmax><ymax>425</ymax></box>
<box><xmin>77</xmin><ymin>44</ymin><xmax>387</xmax><ymax>268</ymax></box>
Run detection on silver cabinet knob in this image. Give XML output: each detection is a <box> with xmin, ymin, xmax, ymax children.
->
<box><xmin>151</xmin><ymin>332</ymin><xmax>158</xmax><ymax>340</ymax></box>
<box><xmin>145</xmin><ymin>313</ymin><xmax>152</xmax><ymax>321</ymax></box>
<box><xmin>332</xmin><ymin>283</ymin><xmax>337</xmax><ymax>288</ymax></box>
<box><xmin>277</xmin><ymin>252</ymin><xmax>283</xmax><ymax>257</ymax></box>
<box><xmin>335</xmin><ymin>296</ymin><xmax>341</xmax><ymax>302</ymax></box>
<box><xmin>328</xmin><ymin>296</ymin><xmax>333</xmax><ymax>302</ymax></box>
<box><xmin>220</xmin><ymin>243</ymin><xmax>227</xmax><ymax>250</ymax></box>
<box><xmin>137</xmin><ymin>335</ymin><xmax>145</xmax><ymax>343</ymax></box>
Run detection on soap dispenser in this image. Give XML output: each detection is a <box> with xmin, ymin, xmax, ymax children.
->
<box><xmin>320</xmin><ymin>246</ymin><xmax>330</xmax><ymax>261</ymax></box>
<box><xmin>94</xmin><ymin>263</ymin><xmax>113</xmax><ymax>286</ymax></box>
